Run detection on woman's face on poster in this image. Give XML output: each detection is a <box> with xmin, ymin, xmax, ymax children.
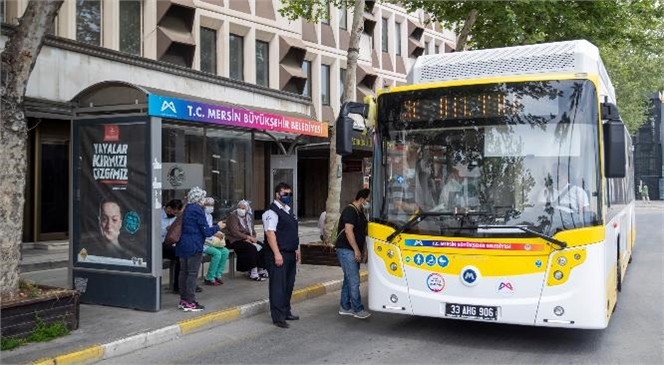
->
<box><xmin>99</xmin><ymin>202</ymin><xmax>122</xmax><ymax>244</ymax></box>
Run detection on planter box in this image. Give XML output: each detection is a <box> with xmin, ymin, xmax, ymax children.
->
<box><xmin>300</xmin><ymin>243</ymin><xmax>340</xmax><ymax>266</ymax></box>
<box><xmin>1</xmin><ymin>285</ymin><xmax>79</xmax><ymax>340</ymax></box>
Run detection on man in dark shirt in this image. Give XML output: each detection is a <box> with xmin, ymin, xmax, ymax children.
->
<box><xmin>335</xmin><ymin>188</ymin><xmax>371</xmax><ymax>319</ymax></box>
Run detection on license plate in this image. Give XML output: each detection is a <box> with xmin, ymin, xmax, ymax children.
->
<box><xmin>445</xmin><ymin>303</ymin><xmax>498</xmax><ymax>320</ymax></box>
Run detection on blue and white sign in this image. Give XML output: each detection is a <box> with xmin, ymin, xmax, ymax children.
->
<box><xmin>437</xmin><ymin>255</ymin><xmax>449</xmax><ymax>268</ymax></box>
<box><xmin>414</xmin><ymin>253</ymin><xmax>424</xmax><ymax>266</ymax></box>
<box><xmin>460</xmin><ymin>266</ymin><xmax>480</xmax><ymax>287</ymax></box>
<box><xmin>425</xmin><ymin>254</ymin><xmax>436</xmax><ymax>267</ymax></box>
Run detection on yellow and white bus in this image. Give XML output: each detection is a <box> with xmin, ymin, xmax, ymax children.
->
<box><xmin>337</xmin><ymin>40</ymin><xmax>635</xmax><ymax>329</ymax></box>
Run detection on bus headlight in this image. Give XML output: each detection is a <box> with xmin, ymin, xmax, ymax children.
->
<box><xmin>553</xmin><ymin>270</ymin><xmax>564</xmax><ymax>280</ymax></box>
<box><xmin>390</xmin><ymin>262</ymin><xmax>398</xmax><ymax>271</ymax></box>
<box><xmin>553</xmin><ymin>306</ymin><xmax>565</xmax><ymax>316</ymax></box>
<box><xmin>557</xmin><ymin>256</ymin><xmax>568</xmax><ymax>266</ymax></box>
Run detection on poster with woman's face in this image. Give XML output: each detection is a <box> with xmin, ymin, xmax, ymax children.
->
<box><xmin>74</xmin><ymin>121</ymin><xmax>150</xmax><ymax>269</ymax></box>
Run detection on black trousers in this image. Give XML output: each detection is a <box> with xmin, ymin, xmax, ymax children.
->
<box><xmin>178</xmin><ymin>253</ymin><xmax>202</xmax><ymax>303</ymax></box>
<box><xmin>162</xmin><ymin>242</ymin><xmax>180</xmax><ymax>291</ymax></box>
<box><xmin>227</xmin><ymin>240</ymin><xmax>266</xmax><ymax>272</ymax></box>
<box><xmin>265</xmin><ymin>250</ymin><xmax>296</xmax><ymax>323</ymax></box>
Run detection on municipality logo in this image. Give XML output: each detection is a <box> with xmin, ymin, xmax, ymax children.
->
<box><xmin>161</xmin><ymin>100</ymin><xmax>177</xmax><ymax>114</ymax></box>
<box><xmin>460</xmin><ymin>266</ymin><xmax>480</xmax><ymax>287</ymax></box>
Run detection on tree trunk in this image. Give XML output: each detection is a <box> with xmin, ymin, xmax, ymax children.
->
<box><xmin>0</xmin><ymin>0</ymin><xmax>64</xmax><ymax>301</ymax></box>
<box><xmin>322</xmin><ymin>0</ymin><xmax>365</xmax><ymax>244</ymax></box>
<box><xmin>455</xmin><ymin>9</ymin><xmax>478</xmax><ymax>51</ymax></box>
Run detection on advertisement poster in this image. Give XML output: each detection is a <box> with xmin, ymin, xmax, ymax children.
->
<box><xmin>74</xmin><ymin>121</ymin><xmax>150</xmax><ymax>269</ymax></box>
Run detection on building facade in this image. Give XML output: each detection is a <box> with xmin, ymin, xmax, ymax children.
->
<box><xmin>1</xmin><ymin>0</ymin><xmax>455</xmax><ymax>243</ymax></box>
<box><xmin>634</xmin><ymin>91</ymin><xmax>664</xmax><ymax>200</ymax></box>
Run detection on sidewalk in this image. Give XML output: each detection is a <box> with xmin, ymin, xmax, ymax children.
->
<box><xmin>6</xmin><ymin>221</ymin><xmax>349</xmax><ymax>365</ymax></box>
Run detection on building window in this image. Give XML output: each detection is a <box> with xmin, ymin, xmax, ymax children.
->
<box><xmin>339</xmin><ymin>5</ymin><xmax>347</xmax><ymax>30</ymax></box>
<box><xmin>434</xmin><ymin>44</ymin><xmax>440</xmax><ymax>54</ymax></box>
<box><xmin>395</xmin><ymin>22</ymin><xmax>401</xmax><ymax>56</ymax></box>
<box><xmin>382</xmin><ymin>18</ymin><xmax>389</xmax><ymax>53</ymax></box>
<box><xmin>200</xmin><ymin>27</ymin><xmax>217</xmax><ymax>74</ymax></box>
<box><xmin>256</xmin><ymin>40</ymin><xmax>269</xmax><ymax>87</ymax></box>
<box><xmin>229</xmin><ymin>34</ymin><xmax>244</xmax><ymax>81</ymax></box>
<box><xmin>0</xmin><ymin>0</ymin><xmax>5</xmax><ymax>23</ymax></box>
<box><xmin>321</xmin><ymin>64</ymin><xmax>330</xmax><ymax>106</ymax></box>
<box><xmin>322</xmin><ymin>3</ymin><xmax>330</xmax><ymax>24</ymax></box>
<box><xmin>302</xmin><ymin>60</ymin><xmax>312</xmax><ymax>97</ymax></box>
<box><xmin>76</xmin><ymin>0</ymin><xmax>102</xmax><ymax>46</ymax></box>
<box><xmin>119</xmin><ymin>0</ymin><xmax>142</xmax><ymax>55</ymax></box>
<box><xmin>339</xmin><ymin>68</ymin><xmax>346</xmax><ymax>101</ymax></box>
<box><xmin>424</xmin><ymin>41</ymin><xmax>429</xmax><ymax>55</ymax></box>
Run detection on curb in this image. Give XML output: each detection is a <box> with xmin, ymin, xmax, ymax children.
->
<box><xmin>31</xmin><ymin>271</ymin><xmax>368</xmax><ymax>365</ymax></box>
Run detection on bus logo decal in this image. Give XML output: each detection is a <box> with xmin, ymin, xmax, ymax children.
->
<box><xmin>460</xmin><ymin>266</ymin><xmax>480</xmax><ymax>286</ymax></box>
<box><xmin>426</xmin><ymin>273</ymin><xmax>445</xmax><ymax>293</ymax></box>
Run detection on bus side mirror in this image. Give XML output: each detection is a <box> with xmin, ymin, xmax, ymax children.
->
<box><xmin>601</xmin><ymin>102</ymin><xmax>620</xmax><ymax>122</ymax></box>
<box><xmin>336</xmin><ymin>116</ymin><xmax>354</xmax><ymax>156</ymax></box>
<box><xmin>336</xmin><ymin>102</ymin><xmax>368</xmax><ymax>156</ymax></box>
<box><xmin>603</xmin><ymin>121</ymin><xmax>626</xmax><ymax>178</ymax></box>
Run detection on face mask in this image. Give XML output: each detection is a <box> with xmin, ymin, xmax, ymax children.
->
<box><xmin>166</xmin><ymin>212</ymin><xmax>176</xmax><ymax>218</ymax></box>
<box><xmin>362</xmin><ymin>202</ymin><xmax>370</xmax><ymax>211</ymax></box>
<box><xmin>204</xmin><ymin>206</ymin><xmax>214</xmax><ymax>214</ymax></box>
<box><xmin>280</xmin><ymin>194</ymin><xmax>292</xmax><ymax>205</ymax></box>
<box><xmin>236</xmin><ymin>208</ymin><xmax>247</xmax><ymax>217</ymax></box>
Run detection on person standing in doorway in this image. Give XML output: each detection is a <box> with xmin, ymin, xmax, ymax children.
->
<box><xmin>336</xmin><ymin>188</ymin><xmax>371</xmax><ymax>319</ymax></box>
<box><xmin>640</xmin><ymin>181</ymin><xmax>650</xmax><ymax>204</ymax></box>
<box><xmin>262</xmin><ymin>182</ymin><xmax>300</xmax><ymax>329</ymax></box>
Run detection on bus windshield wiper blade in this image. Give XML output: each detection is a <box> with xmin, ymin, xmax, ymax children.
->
<box><xmin>386</xmin><ymin>212</ymin><xmax>456</xmax><ymax>243</ymax></box>
<box><xmin>477</xmin><ymin>225</ymin><xmax>568</xmax><ymax>249</ymax></box>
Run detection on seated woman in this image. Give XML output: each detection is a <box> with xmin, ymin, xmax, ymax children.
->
<box><xmin>203</xmin><ymin>198</ymin><xmax>230</xmax><ymax>286</ymax></box>
<box><xmin>225</xmin><ymin>200</ymin><xmax>268</xmax><ymax>281</ymax></box>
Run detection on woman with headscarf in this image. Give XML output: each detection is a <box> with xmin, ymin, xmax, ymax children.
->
<box><xmin>202</xmin><ymin>197</ymin><xmax>230</xmax><ymax>286</ymax></box>
<box><xmin>177</xmin><ymin>187</ymin><xmax>225</xmax><ymax>311</ymax></box>
<box><xmin>225</xmin><ymin>200</ymin><xmax>268</xmax><ymax>281</ymax></box>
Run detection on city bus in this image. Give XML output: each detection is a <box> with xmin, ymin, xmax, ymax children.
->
<box><xmin>336</xmin><ymin>40</ymin><xmax>635</xmax><ymax>329</ymax></box>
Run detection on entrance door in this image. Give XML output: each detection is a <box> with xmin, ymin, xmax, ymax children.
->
<box><xmin>270</xmin><ymin>154</ymin><xmax>298</xmax><ymax>217</ymax></box>
<box><xmin>35</xmin><ymin>120</ymin><xmax>70</xmax><ymax>242</ymax></box>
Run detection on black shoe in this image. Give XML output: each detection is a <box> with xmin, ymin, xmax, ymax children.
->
<box><xmin>195</xmin><ymin>286</ymin><xmax>203</xmax><ymax>293</ymax></box>
<box><xmin>274</xmin><ymin>321</ymin><xmax>290</xmax><ymax>328</ymax></box>
<box><xmin>285</xmin><ymin>314</ymin><xmax>300</xmax><ymax>321</ymax></box>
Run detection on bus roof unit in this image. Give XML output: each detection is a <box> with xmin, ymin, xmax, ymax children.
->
<box><xmin>408</xmin><ymin>40</ymin><xmax>615</xmax><ymax>103</ymax></box>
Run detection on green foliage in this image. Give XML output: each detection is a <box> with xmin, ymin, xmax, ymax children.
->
<box><xmin>278</xmin><ymin>0</ymin><xmax>358</xmax><ymax>22</ymax></box>
<box><xmin>0</xmin><ymin>316</ymin><xmax>69</xmax><ymax>351</ymax></box>
<box><xmin>1</xmin><ymin>337</ymin><xmax>25</xmax><ymax>351</ymax></box>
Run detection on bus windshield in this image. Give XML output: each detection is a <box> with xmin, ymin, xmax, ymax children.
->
<box><xmin>375</xmin><ymin>80</ymin><xmax>601</xmax><ymax>236</ymax></box>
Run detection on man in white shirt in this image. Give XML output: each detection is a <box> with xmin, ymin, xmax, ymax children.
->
<box><xmin>439</xmin><ymin>167</ymin><xmax>466</xmax><ymax>211</ymax></box>
<box><xmin>262</xmin><ymin>182</ymin><xmax>300</xmax><ymax>329</ymax></box>
<box><xmin>540</xmin><ymin>163</ymin><xmax>590</xmax><ymax>214</ymax></box>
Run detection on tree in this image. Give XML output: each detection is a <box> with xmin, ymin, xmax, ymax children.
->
<box><xmin>1</xmin><ymin>0</ymin><xmax>64</xmax><ymax>300</ymax></box>
<box><xmin>279</xmin><ymin>0</ymin><xmax>366</xmax><ymax>244</ymax></box>
<box><xmin>403</xmin><ymin>0</ymin><xmax>664</xmax><ymax>128</ymax></box>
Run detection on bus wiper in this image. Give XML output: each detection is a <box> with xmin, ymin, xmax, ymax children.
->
<box><xmin>477</xmin><ymin>225</ymin><xmax>567</xmax><ymax>250</ymax></box>
<box><xmin>386</xmin><ymin>212</ymin><xmax>456</xmax><ymax>243</ymax></box>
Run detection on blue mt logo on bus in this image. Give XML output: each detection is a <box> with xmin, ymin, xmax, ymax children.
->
<box><xmin>460</xmin><ymin>266</ymin><xmax>480</xmax><ymax>287</ymax></box>
<box><xmin>403</xmin><ymin>239</ymin><xmax>544</xmax><ymax>251</ymax></box>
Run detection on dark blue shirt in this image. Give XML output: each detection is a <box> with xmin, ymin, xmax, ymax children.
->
<box><xmin>268</xmin><ymin>202</ymin><xmax>299</xmax><ymax>252</ymax></box>
<box><xmin>176</xmin><ymin>203</ymin><xmax>219</xmax><ymax>259</ymax></box>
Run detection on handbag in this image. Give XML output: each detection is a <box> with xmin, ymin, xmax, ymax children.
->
<box><xmin>165</xmin><ymin>213</ymin><xmax>183</xmax><ymax>245</ymax></box>
<box><xmin>206</xmin><ymin>233</ymin><xmax>226</xmax><ymax>248</ymax></box>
